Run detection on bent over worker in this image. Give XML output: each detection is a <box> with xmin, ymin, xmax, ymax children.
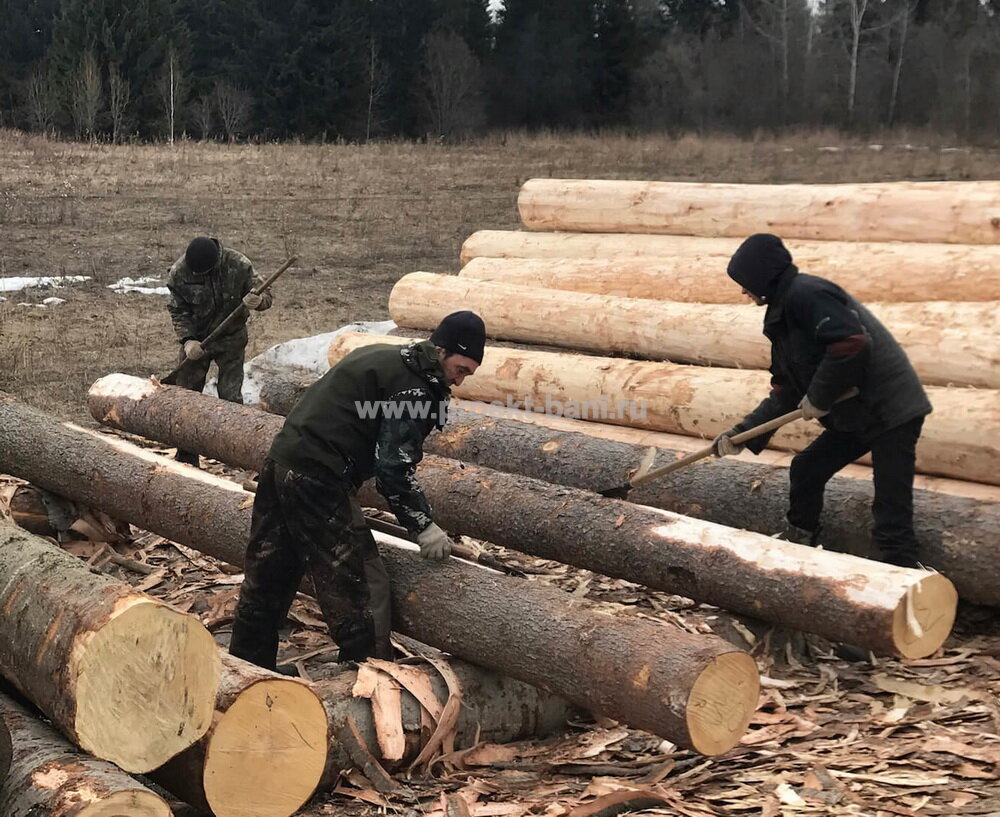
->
<box><xmin>230</xmin><ymin>311</ymin><xmax>486</xmax><ymax>670</ymax></box>
<box><xmin>712</xmin><ymin>234</ymin><xmax>931</xmax><ymax>569</ymax></box>
<box><xmin>167</xmin><ymin>237</ymin><xmax>272</xmax><ymax>465</ymax></box>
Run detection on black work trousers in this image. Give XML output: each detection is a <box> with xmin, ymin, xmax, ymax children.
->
<box><xmin>787</xmin><ymin>416</ymin><xmax>925</xmax><ymax>567</ymax></box>
<box><xmin>229</xmin><ymin>459</ymin><xmax>393</xmax><ymax>669</ymax></box>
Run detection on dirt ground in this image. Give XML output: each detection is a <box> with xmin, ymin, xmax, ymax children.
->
<box><xmin>2</xmin><ymin>128</ymin><xmax>999</xmax><ymax>418</ymax></box>
<box><xmin>2</xmin><ymin>130</ymin><xmax>1000</xmax><ymax>816</ymax></box>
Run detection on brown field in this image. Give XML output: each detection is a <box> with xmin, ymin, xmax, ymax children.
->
<box><xmin>1</xmin><ymin>128</ymin><xmax>999</xmax><ymax>419</ymax></box>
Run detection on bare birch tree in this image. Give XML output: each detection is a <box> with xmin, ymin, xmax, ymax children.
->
<box><xmin>214</xmin><ymin>81</ymin><xmax>251</xmax><ymax>142</ymax></box>
<box><xmin>108</xmin><ymin>63</ymin><xmax>130</xmax><ymax>144</ymax></box>
<box><xmin>365</xmin><ymin>39</ymin><xmax>389</xmax><ymax>142</ymax></box>
<box><xmin>157</xmin><ymin>46</ymin><xmax>185</xmax><ymax>144</ymax></box>
<box><xmin>24</xmin><ymin>67</ymin><xmax>56</xmax><ymax>133</ymax></box>
<box><xmin>418</xmin><ymin>30</ymin><xmax>485</xmax><ymax>139</ymax></box>
<box><xmin>70</xmin><ymin>50</ymin><xmax>103</xmax><ymax>140</ymax></box>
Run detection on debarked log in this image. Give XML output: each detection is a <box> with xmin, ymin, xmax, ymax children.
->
<box><xmin>86</xmin><ymin>375</ymin><xmax>956</xmax><ymax>657</ymax></box>
<box><xmin>8</xmin><ymin>391</ymin><xmax>758</xmax><ymax>754</ymax></box>
<box><xmin>153</xmin><ymin>652</ymin><xmax>328</xmax><ymax>817</ymax></box>
<box><xmin>389</xmin><ymin>272</ymin><xmax>1000</xmax><ymax>389</ymax></box>
<box><xmin>456</xmin><ymin>240</ymin><xmax>1000</xmax><ymax>303</ymax></box>
<box><xmin>517</xmin><ymin>178</ymin><xmax>1000</xmax><ymax>244</ymax></box>
<box><xmin>0</xmin><ymin>689</ymin><xmax>172</xmax><ymax>817</ymax></box>
<box><xmin>0</xmin><ymin>512</ymin><xmax>219</xmax><ymax>774</ymax></box>
<box><xmin>325</xmin><ymin>333</ymin><xmax>1000</xmax><ymax>487</ymax></box>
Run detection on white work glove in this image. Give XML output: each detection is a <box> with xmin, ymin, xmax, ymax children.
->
<box><xmin>242</xmin><ymin>292</ymin><xmax>264</xmax><ymax>310</ymax></box>
<box><xmin>799</xmin><ymin>395</ymin><xmax>830</xmax><ymax>420</ymax></box>
<box><xmin>712</xmin><ymin>431</ymin><xmax>744</xmax><ymax>458</ymax></box>
<box><xmin>183</xmin><ymin>340</ymin><xmax>205</xmax><ymax>361</ymax></box>
<box><xmin>416</xmin><ymin>523</ymin><xmax>452</xmax><ymax>561</ymax></box>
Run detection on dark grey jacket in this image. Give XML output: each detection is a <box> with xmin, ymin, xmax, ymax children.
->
<box><xmin>732</xmin><ymin>269</ymin><xmax>932</xmax><ymax>451</ymax></box>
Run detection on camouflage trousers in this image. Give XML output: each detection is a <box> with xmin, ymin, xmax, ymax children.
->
<box><xmin>174</xmin><ymin>331</ymin><xmax>246</xmax><ymax>466</ymax></box>
<box><xmin>173</xmin><ymin>330</ymin><xmax>247</xmax><ymax>403</ymax></box>
<box><xmin>229</xmin><ymin>459</ymin><xmax>393</xmax><ymax>670</ymax></box>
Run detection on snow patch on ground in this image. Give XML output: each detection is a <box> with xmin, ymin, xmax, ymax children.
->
<box><xmin>109</xmin><ymin>277</ymin><xmax>170</xmax><ymax>295</ymax></box>
<box><xmin>42</xmin><ymin>297</ymin><xmax>66</xmax><ymax>306</ymax></box>
<box><xmin>203</xmin><ymin>319</ymin><xmax>397</xmax><ymax>404</ymax></box>
<box><xmin>0</xmin><ymin>275</ymin><xmax>90</xmax><ymax>293</ymax></box>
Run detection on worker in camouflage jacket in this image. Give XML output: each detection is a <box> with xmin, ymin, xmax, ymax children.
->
<box><xmin>713</xmin><ymin>234</ymin><xmax>932</xmax><ymax>569</ymax></box>
<box><xmin>167</xmin><ymin>237</ymin><xmax>272</xmax><ymax>465</ymax></box>
<box><xmin>230</xmin><ymin>311</ymin><xmax>486</xmax><ymax>671</ymax></box>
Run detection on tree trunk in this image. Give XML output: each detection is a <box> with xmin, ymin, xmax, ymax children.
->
<box><xmin>516</xmin><ymin>179</ymin><xmax>1000</xmax><ymax>244</ymax></box>
<box><xmin>325</xmin><ymin>334</ymin><xmax>1000</xmax><ymax>486</ymax></box>
<box><xmin>0</xmin><ymin>517</ymin><xmax>219</xmax><ymax>774</ymax></box>
<box><xmin>390</xmin><ymin>272</ymin><xmax>1000</xmax><ymax>388</ymax></box>
<box><xmin>153</xmin><ymin>653</ymin><xmax>328</xmax><ymax>817</ymax></box>
<box><xmin>251</xmin><ymin>371</ymin><xmax>1000</xmax><ymax>503</ymax></box>
<box><xmin>9</xmin><ymin>391</ymin><xmax>757</xmax><ymax>754</ymax></box>
<box><xmin>85</xmin><ymin>376</ymin><xmax>957</xmax><ymax>654</ymax></box>
<box><xmin>317</xmin><ymin>654</ymin><xmax>575</xmax><ymax>787</ymax></box>
<box><xmin>0</xmin><ymin>690</ymin><xmax>172</xmax><ymax>817</ymax></box>
<box><xmin>458</xmin><ymin>246</ymin><xmax>1000</xmax><ymax>303</ymax></box>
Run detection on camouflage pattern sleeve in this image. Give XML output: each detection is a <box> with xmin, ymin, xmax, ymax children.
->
<box><xmin>234</xmin><ymin>250</ymin><xmax>273</xmax><ymax>311</ymax></box>
<box><xmin>166</xmin><ymin>258</ymin><xmax>198</xmax><ymax>342</ymax></box>
<box><xmin>373</xmin><ymin>389</ymin><xmax>435</xmax><ymax>535</ymax></box>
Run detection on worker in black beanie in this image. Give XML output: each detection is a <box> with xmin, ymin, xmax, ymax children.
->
<box><xmin>713</xmin><ymin>233</ymin><xmax>931</xmax><ymax>571</ymax></box>
<box><xmin>231</xmin><ymin>311</ymin><xmax>486</xmax><ymax>672</ymax></box>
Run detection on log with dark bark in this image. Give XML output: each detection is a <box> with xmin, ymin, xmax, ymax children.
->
<box><xmin>11</xmin><ymin>390</ymin><xmax>758</xmax><ymax>754</ymax></box>
<box><xmin>317</xmin><ymin>653</ymin><xmax>576</xmax><ymax>788</ymax></box>
<box><xmin>243</xmin><ymin>369</ymin><xmax>1000</xmax><ymax>606</ymax></box>
<box><xmin>0</xmin><ymin>515</ymin><xmax>219</xmax><ymax>774</ymax></box>
<box><xmin>86</xmin><ymin>376</ymin><xmax>957</xmax><ymax>655</ymax></box>
<box><xmin>154</xmin><ymin>652</ymin><xmax>328</xmax><ymax>817</ymax></box>
<box><xmin>327</xmin><ymin>333</ymin><xmax>1000</xmax><ymax>487</ymax></box>
<box><xmin>0</xmin><ymin>688</ymin><xmax>172</xmax><ymax>817</ymax></box>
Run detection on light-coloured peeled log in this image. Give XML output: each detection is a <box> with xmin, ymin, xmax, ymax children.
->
<box><xmin>13</xmin><ymin>389</ymin><xmax>756</xmax><ymax>753</ymax></box>
<box><xmin>86</xmin><ymin>376</ymin><xmax>957</xmax><ymax>655</ymax></box>
<box><xmin>0</xmin><ymin>690</ymin><xmax>172</xmax><ymax>817</ymax></box>
<box><xmin>0</xmin><ymin>516</ymin><xmax>219</xmax><ymax>774</ymax></box>
<box><xmin>254</xmin><ymin>368</ymin><xmax>1000</xmax><ymax>503</ymax></box>
<box><xmin>517</xmin><ymin>179</ymin><xmax>1000</xmax><ymax>244</ymax></box>
<box><xmin>458</xmin><ymin>249</ymin><xmax>1000</xmax><ymax>303</ymax></box>
<box><xmin>154</xmin><ymin>653</ymin><xmax>328</xmax><ymax>817</ymax></box>
<box><xmin>390</xmin><ymin>272</ymin><xmax>1000</xmax><ymax>388</ymax></box>
<box><xmin>327</xmin><ymin>333</ymin><xmax>1000</xmax><ymax>486</ymax></box>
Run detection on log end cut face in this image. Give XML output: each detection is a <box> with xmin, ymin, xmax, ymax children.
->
<box><xmin>73</xmin><ymin>598</ymin><xmax>220</xmax><ymax>774</ymax></box>
<box><xmin>204</xmin><ymin>677</ymin><xmax>328</xmax><ymax>817</ymax></box>
<box><xmin>685</xmin><ymin>651</ymin><xmax>759</xmax><ymax>756</ymax></box>
<box><xmin>72</xmin><ymin>790</ymin><xmax>172</xmax><ymax>817</ymax></box>
<box><xmin>891</xmin><ymin>573</ymin><xmax>958</xmax><ymax>659</ymax></box>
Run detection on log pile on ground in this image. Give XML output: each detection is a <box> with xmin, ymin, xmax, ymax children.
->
<box><xmin>0</xmin><ymin>516</ymin><xmax>220</xmax><ymax>774</ymax></box>
<box><xmin>1</xmin><ymin>391</ymin><xmax>760</xmax><ymax>756</ymax></box>
<box><xmin>325</xmin><ymin>332</ymin><xmax>1000</xmax><ymax>487</ymax></box>
<box><xmin>0</xmin><ymin>689</ymin><xmax>173</xmax><ymax>817</ymax></box>
<box><xmin>86</xmin><ymin>376</ymin><xmax>958</xmax><ymax>657</ymax></box>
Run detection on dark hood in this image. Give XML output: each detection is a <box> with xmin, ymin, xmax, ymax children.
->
<box><xmin>727</xmin><ymin>233</ymin><xmax>795</xmax><ymax>299</ymax></box>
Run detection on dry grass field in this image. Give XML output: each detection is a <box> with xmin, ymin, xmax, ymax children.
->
<box><xmin>1</xmin><ymin>128</ymin><xmax>999</xmax><ymax>419</ymax></box>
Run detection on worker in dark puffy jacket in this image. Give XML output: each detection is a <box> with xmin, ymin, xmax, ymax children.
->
<box><xmin>230</xmin><ymin>311</ymin><xmax>486</xmax><ymax>672</ymax></box>
<box><xmin>712</xmin><ymin>234</ymin><xmax>932</xmax><ymax>569</ymax></box>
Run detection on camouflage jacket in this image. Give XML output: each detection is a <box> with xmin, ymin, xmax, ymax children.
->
<box><xmin>166</xmin><ymin>239</ymin><xmax>273</xmax><ymax>344</ymax></box>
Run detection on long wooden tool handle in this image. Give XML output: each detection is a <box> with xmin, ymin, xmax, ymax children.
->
<box><xmin>627</xmin><ymin>387</ymin><xmax>859</xmax><ymax>489</ymax></box>
<box><xmin>200</xmin><ymin>255</ymin><xmax>298</xmax><ymax>349</ymax></box>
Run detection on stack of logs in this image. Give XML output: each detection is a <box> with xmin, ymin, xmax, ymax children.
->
<box><xmin>0</xmin><ymin>179</ymin><xmax>995</xmax><ymax>815</ymax></box>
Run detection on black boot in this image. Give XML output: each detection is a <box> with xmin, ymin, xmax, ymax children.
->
<box><xmin>174</xmin><ymin>449</ymin><xmax>200</xmax><ymax>468</ymax></box>
<box><xmin>773</xmin><ymin>521</ymin><xmax>822</xmax><ymax>547</ymax></box>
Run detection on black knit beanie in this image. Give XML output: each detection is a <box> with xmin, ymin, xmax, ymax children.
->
<box><xmin>430</xmin><ymin>310</ymin><xmax>486</xmax><ymax>364</ymax></box>
<box><xmin>185</xmin><ymin>237</ymin><xmax>220</xmax><ymax>274</ymax></box>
